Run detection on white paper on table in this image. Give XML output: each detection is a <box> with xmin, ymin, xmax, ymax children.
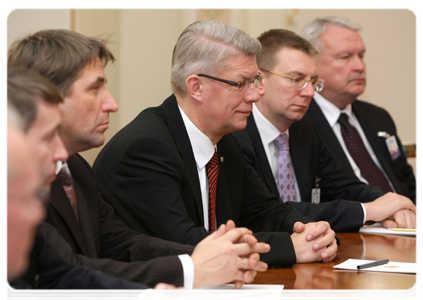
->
<box><xmin>196</xmin><ymin>284</ymin><xmax>284</xmax><ymax>300</ymax></box>
<box><xmin>334</xmin><ymin>259</ymin><xmax>416</xmax><ymax>273</ymax></box>
<box><xmin>359</xmin><ymin>223</ymin><xmax>416</xmax><ymax>236</ymax></box>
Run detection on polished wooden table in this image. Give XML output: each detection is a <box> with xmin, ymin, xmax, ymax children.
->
<box><xmin>253</xmin><ymin>232</ymin><xmax>416</xmax><ymax>289</ymax></box>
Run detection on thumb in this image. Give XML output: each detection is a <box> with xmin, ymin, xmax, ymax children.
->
<box><xmin>293</xmin><ymin>221</ymin><xmax>305</xmax><ymax>233</ymax></box>
<box><xmin>381</xmin><ymin>219</ymin><xmax>398</xmax><ymax>229</ymax></box>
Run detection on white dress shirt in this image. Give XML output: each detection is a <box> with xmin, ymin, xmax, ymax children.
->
<box><xmin>179</xmin><ymin>106</ymin><xmax>216</xmax><ymax>232</ymax></box>
<box><xmin>252</xmin><ymin>104</ymin><xmax>302</xmax><ymax>202</ymax></box>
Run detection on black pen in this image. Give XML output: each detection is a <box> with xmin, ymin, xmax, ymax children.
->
<box><xmin>357</xmin><ymin>259</ymin><xmax>389</xmax><ymax>270</ymax></box>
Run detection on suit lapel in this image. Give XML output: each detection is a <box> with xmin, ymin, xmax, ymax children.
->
<box><xmin>214</xmin><ymin>142</ymin><xmax>233</xmax><ymax>226</ymax></box>
<box><xmin>307</xmin><ymin>99</ymin><xmax>353</xmax><ymax>171</ymax></box>
<box><xmin>162</xmin><ymin>95</ymin><xmax>204</xmax><ymax>225</ymax></box>
<box><xmin>49</xmin><ymin>180</ymin><xmax>90</xmax><ymax>255</ymax></box>
<box><xmin>289</xmin><ymin>122</ymin><xmax>311</xmax><ymax>202</ymax></box>
<box><xmin>246</xmin><ymin>115</ymin><xmax>279</xmax><ymax>196</ymax></box>
<box><xmin>71</xmin><ymin>180</ymin><xmax>97</xmax><ymax>257</ymax></box>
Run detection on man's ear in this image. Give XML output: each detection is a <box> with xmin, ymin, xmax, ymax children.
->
<box><xmin>186</xmin><ymin>75</ymin><xmax>203</xmax><ymax>103</ymax></box>
<box><xmin>257</xmin><ymin>70</ymin><xmax>266</xmax><ymax>97</ymax></box>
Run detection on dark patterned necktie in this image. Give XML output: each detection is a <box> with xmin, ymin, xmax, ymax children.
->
<box><xmin>57</xmin><ymin>161</ymin><xmax>79</xmax><ymax>221</ymax></box>
<box><xmin>338</xmin><ymin>113</ymin><xmax>392</xmax><ymax>193</ymax></box>
<box><xmin>206</xmin><ymin>151</ymin><xmax>219</xmax><ymax>232</ymax></box>
<box><xmin>273</xmin><ymin>133</ymin><xmax>297</xmax><ymax>202</ymax></box>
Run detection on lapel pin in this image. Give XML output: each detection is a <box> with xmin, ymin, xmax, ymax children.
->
<box><xmin>220</xmin><ymin>156</ymin><xmax>224</xmax><ymax>163</ymax></box>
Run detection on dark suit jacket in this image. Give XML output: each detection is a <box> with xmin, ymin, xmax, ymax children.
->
<box><xmin>44</xmin><ymin>154</ymin><xmax>194</xmax><ymax>287</ymax></box>
<box><xmin>10</xmin><ymin>228</ymin><xmax>148</xmax><ymax>289</ymax></box>
<box><xmin>307</xmin><ymin>99</ymin><xmax>416</xmax><ymax>203</ymax></box>
<box><xmin>231</xmin><ymin>113</ymin><xmax>385</xmax><ymax>232</ymax></box>
<box><xmin>93</xmin><ymin>94</ymin><xmax>314</xmax><ymax>268</ymax></box>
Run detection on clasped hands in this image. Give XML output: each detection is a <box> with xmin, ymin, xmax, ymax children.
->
<box><xmin>190</xmin><ymin>220</ymin><xmax>269</xmax><ymax>289</ymax></box>
<box><xmin>291</xmin><ymin>221</ymin><xmax>338</xmax><ymax>263</ymax></box>
<box><xmin>363</xmin><ymin>192</ymin><xmax>416</xmax><ymax>229</ymax></box>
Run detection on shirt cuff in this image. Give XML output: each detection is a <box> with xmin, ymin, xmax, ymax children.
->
<box><xmin>360</xmin><ymin>203</ymin><xmax>367</xmax><ymax>224</ymax></box>
<box><xmin>178</xmin><ymin>254</ymin><xmax>194</xmax><ymax>289</ymax></box>
<box><xmin>135</xmin><ymin>289</ymin><xmax>154</xmax><ymax>300</ymax></box>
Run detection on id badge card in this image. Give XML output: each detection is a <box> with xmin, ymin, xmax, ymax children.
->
<box><xmin>311</xmin><ymin>188</ymin><xmax>320</xmax><ymax>204</ymax></box>
<box><xmin>386</xmin><ymin>135</ymin><xmax>401</xmax><ymax>161</ymax></box>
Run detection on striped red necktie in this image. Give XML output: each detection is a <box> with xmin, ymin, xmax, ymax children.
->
<box><xmin>206</xmin><ymin>151</ymin><xmax>219</xmax><ymax>232</ymax></box>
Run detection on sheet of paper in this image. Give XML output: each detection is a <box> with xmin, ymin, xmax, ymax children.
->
<box><xmin>359</xmin><ymin>223</ymin><xmax>416</xmax><ymax>236</ymax></box>
<box><xmin>197</xmin><ymin>284</ymin><xmax>284</xmax><ymax>300</ymax></box>
<box><xmin>334</xmin><ymin>259</ymin><xmax>416</xmax><ymax>273</ymax></box>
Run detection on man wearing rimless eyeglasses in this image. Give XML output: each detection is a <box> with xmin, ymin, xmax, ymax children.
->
<box><xmin>232</xmin><ymin>29</ymin><xmax>416</xmax><ymax>232</ymax></box>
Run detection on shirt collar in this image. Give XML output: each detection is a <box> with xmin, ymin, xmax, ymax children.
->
<box><xmin>252</xmin><ymin>103</ymin><xmax>289</xmax><ymax>146</ymax></box>
<box><xmin>178</xmin><ymin>105</ymin><xmax>215</xmax><ymax>170</ymax></box>
<box><xmin>313</xmin><ymin>93</ymin><xmax>353</xmax><ymax>127</ymax></box>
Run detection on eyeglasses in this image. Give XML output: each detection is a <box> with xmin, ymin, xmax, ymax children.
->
<box><xmin>197</xmin><ymin>74</ymin><xmax>262</xmax><ymax>91</ymax></box>
<box><xmin>260</xmin><ymin>69</ymin><xmax>325</xmax><ymax>92</ymax></box>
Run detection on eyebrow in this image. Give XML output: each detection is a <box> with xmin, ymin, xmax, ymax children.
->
<box><xmin>96</xmin><ymin>77</ymin><xmax>106</xmax><ymax>83</ymax></box>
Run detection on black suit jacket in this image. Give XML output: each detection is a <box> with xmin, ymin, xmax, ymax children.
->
<box><xmin>10</xmin><ymin>228</ymin><xmax>148</xmax><ymax>289</ymax></box>
<box><xmin>44</xmin><ymin>154</ymin><xmax>194</xmax><ymax>287</ymax></box>
<box><xmin>231</xmin><ymin>113</ymin><xmax>385</xmax><ymax>232</ymax></box>
<box><xmin>93</xmin><ymin>94</ymin><xmax>314</xmax><ymax>268</ymax></box>
<box><xmin>307</xmin><ymin>99</ymin><xmax>416</xmax><ymax>203</ymax></box>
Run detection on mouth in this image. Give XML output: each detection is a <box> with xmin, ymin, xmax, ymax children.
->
<box><xmin>98</xmin><ymin>121</ymin><xmax>110</xmax><ymax>129</ymax></box>
<box><xmin>292</xmin><ymin>104</ymin><xmax>308</xmax><ymax>110</ymax></box>
<box><xmin>348</xmin><ymin>77</ymin><xmax>366</xmax><ymax>84</ymax></box>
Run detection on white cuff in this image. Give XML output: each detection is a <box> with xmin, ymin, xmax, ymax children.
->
<box><xmin>360</xmin><ymin>203</ymin><xmax>367</xmax><ymax>224</ymax></box>
<box><xmin>178</xmin><ymin>254</ymin><xmax>194</xmax><ymax>289</ymax></box>
<box><xmin>135</xmin><ymin>289</ymin><xmax>154</xmax><ymax>300</ymax></box>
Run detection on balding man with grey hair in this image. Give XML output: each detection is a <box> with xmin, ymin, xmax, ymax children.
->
<box><xmin>302</xmin><ymin>16</ymin><xmax>416</xmax><ymax>203</ymax></box>
<box><xmin>94</xmin><ymin>20</ymin><xmax>338</xmax><ymax>268</ymax></box>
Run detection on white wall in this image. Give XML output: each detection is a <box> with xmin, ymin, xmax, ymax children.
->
<box><xmin>7</xmin><ymin>9</ymin><xmax>71</xmax><ymax>48</ymax></box>
<box><xmin>7</xmin><ymin>9</ymin><xmax>416</xmax><ymax>171</ymax></box>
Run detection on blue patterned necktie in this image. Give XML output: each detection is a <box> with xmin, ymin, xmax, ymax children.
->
<box><xmin>338</xmin><ymin>113</ymin><xmax>392</xmax><ymax>193</ymax></box>
<box><xmin>273</xmin><ymin>134</ymin><xmax>297</xmax><ymax>202</ymax></box>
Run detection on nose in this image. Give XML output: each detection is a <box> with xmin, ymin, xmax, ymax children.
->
<box><xmin>244</xmin><ymin>84</ymin><xmax>261</xmax><ymax>103</ymax></box>
<box><xmin>53</xmin><ymin>135</ymin><xmax>69</xmax><ymax>163</ymax></box>
<box><xmin>102</xmin><ymin>89</ymin><xmax>119</xmax><ymax>113</ymax></box>
<box><xmin>353</xmin><ymin>55</ymin><xmax>366</xmax><ymax>72</ymax></box>
<box><xmin>299</xmin><ymin>81</ymin><xmax>315</xmax><ymax>98</ymax></box>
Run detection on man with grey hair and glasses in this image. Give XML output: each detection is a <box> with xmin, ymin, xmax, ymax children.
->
<box><xmin>94</xmin><ymin>20</ymin><xmax>338</xmax><ymax>268</ymax></box>
<box><xmin>232</xmin><ymin>28</ymin><xmax>415</xmax><ymax>232</ymax></box>
<box><xmin>302</xmin><ymin>16</ymin><xmax>416</xmax><ymax>204</ymax></box>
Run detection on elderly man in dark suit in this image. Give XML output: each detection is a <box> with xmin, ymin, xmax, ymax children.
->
<box><xmin>93</xmin><ymin>20</ymin><xmax>338</xmax><ymax>268</ymax></box>
<box><xmin>8</xmin><ymin>29</ymin><xmax>269</xmax><ymax>289</ymax></box>
<box><xmin>301</xmin><ymin>16</ymin><xmax>416</xmax><ymax>203</ymax></box>
<box><xmin>230</xmin><ymin>29</ymin><xmax>415</xmax><ymax>232</ymax></box>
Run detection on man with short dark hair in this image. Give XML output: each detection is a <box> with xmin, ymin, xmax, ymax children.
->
<box><xmin>93</xmin><ymin>20</ymin><xmax>338</xmax><ymax>268</ymax></box>
<box><xmin>8</xmin><ymin>29</ymin><xmax>268</xmax><ymax>289</ymax></box>
<box><xmin>231</xmin><ymin>28</ymin><xmax>415</xmax><ymax>232</ymax></box>
<box><xmin>301</xmin><ymin>16</ymin><xmax>416</xmax><ymax>203</ymax></box>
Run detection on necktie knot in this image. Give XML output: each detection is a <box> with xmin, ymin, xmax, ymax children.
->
<box><xmin>337</xmin><ymin>113</ymin><xmax>350</xmax><ymax>126</ymax></box>
<box><xmin>274</xmin><ymin>133</ymin><xmax>289</xmax><ymax>151</ymax></box>
<box><xmin>57</xmin><ymin>161</ymin><xmax>73</xmax><ymax>186</ymax></box>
